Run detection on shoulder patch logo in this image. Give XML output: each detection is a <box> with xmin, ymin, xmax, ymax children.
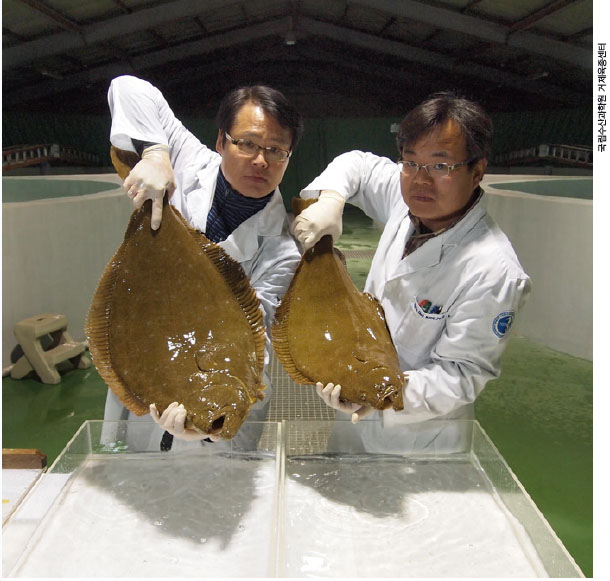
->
<box><xmin>493</xmin><ymin>311</ymin><xmax>515</xmax><ymax>338</ymax></box>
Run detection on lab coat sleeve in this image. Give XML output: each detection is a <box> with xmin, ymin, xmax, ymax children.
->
<box><xmin>248</xmin><ymin>232</ymin><xmax>301</xmax><ymax>331</ymax></box>
<box><xmin>398</xmin><ymin>272</ymin><xmax>531</xmax><ymax>422</ymax></box>
<box><xmin>108</xmin><ymin>75</ymin><xmax>213</xmax><ymax>170</ymax></box>
<box><xmin>300</xmin><ymin>151</ymin><xmax>402</xmax><ymax>225</ymax></box>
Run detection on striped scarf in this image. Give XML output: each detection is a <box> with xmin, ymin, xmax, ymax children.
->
<box><xmin>205</xmin><ymin>169</ymin><xmax>273</xmax><ymax>243</ymax></box>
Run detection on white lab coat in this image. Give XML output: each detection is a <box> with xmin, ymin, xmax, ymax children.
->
<box><xmin>301</xmin><ymin>150</ymin><xmax>531</xmax><ymax>442</ymax></box>
<box><xmin>102</xmin><ymin>75</ymin><xmax>300</xmax><ymax>449</ymax></box>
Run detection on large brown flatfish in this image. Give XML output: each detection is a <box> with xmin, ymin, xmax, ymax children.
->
<box><xmin>85</xmin><ymin>147</ymin><xmax>266</xmax><ymax>439</ymax></box>
<box><xmin>272</xmin><ymin>198</ymin><xmax>404</xmax><ymax>412</ymax></box>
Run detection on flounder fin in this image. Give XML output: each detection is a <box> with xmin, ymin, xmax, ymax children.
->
<box><xmin>110</xmin><ymin>146</ymin><xmax>141</xmax><ymax>180</ymax></box>
<box><xmin>272</xmin><ymin>311</ymin><xmax>314</xmax><ymax>385</ymax></box>
<box><xmin>271</xmin><ymin>246</ymin><xmax>315</xmax><ymax>385</ymax></box>
<box><xmin>291</xmin><ymin>196</ymin><xmax>318</xmax><ymax>217</ymax></box>
<box><xmin>85</xmin><ymin>147</ymin><xmax>155</xmax><ymax>415</ymax></box>
<box><xmin>363</xmin><ymin>292</ymin><xmax>389</xmax><ymax>324</ymax></box>
<box><xmin>85</xmin><ymin>217</ymin><xmax>150</xmax><ymax>416</ymax></box>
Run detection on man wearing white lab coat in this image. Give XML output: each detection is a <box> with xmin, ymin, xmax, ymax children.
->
<box><xmin>292</xmin><ymin>92</ymin><xmax>531</xmax><ymax>452</ymax></box>
<box><xmin>103</xmin><ymin>75</ymin><xmax>303</xmax><ymax>450</ymax></box>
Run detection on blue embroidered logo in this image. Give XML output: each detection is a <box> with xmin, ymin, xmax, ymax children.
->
<box><xmin>493</xmin><ymin>311</ymin><xmax>514</xmax><ymax>338</ymax></box>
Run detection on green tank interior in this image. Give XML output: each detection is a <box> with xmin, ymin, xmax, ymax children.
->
<box><xmin>2</xmin><ymin>177</ymin><xmax>119</xmax><ymax>202</ymax></box>
<box><xmin>489</xmin><ymin>178</ymin><xmax>592</xmax><ymax>200</ymax></box>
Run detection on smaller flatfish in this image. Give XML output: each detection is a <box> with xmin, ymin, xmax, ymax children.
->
<box><xmin>85</xmin><ymin>147</ymin><xmax>266</xmax><ymax>439</ymax></box>
<box><xmin>272</xmin><ymin>198</ymin><xmax>404</xmax><ymax>412</ymax></box>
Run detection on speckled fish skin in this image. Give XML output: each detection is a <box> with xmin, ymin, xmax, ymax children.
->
<box><xmin>86</xmin><ymin>195</ymin><xmax>266</xmax><ymax>440</ymax></box>
<box><xmin>272</xmin><ymin>231</ymin><xmax>404</xmax><ymax>412</ymax></box>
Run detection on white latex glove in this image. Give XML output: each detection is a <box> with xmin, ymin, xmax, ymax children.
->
<box><xmin>124</xmin><ymin>144</ymin><xmax>176</xmax><ymax>230</ymax></box>
<box><xmin>150</xmin><ymin>402</ymin><xmax>221</xmax><ymax>442</ymax></box>
<box><xmin>316</xmin><ymin>382</ymin><xmax>376</xmax><ymax>424</ymax></box>
<box><xmin>292</xmin><ymin>190</ymin><xmax>345</xmax><ymax>251</ymax></box>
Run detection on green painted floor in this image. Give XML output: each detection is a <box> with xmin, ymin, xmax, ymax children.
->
<box><xmin>2</xmin><ymin>205</ymin><xmax>593</xmax><ymax>576</ymax></box>
<box><xmin>475</xmin><ymin>336</ymin><xmax>592</xmax><ymax>577</ymax></box>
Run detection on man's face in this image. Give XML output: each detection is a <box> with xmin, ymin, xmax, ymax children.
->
<box><xmin>400</xmin><ymin>120</ymin><xmax>487</xmax><ymax>231</ymax></box>
<box><xmin>215</xmin><ymin>101</ymin><xmax>293</xmax><ymax>198</ymax></box>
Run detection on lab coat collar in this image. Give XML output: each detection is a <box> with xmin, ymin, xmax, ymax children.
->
<box><xmin>193</xmin><ymin>157</ymin><xmax>222</xmax><ymax>226</ymax></box>
<box><xmin>194</xmin><ymin>159</ymin><xmax>286</xmax><ymax>263</ymax></box>
<box><xmin>392</xmin><ymin>190</ymin><xmax>488</xmax><ymax>276</ymax></box>
<box><xmin>219</xmin><ymin>188</ymin><xmax>286</xmax><ymax>262</ymax></box>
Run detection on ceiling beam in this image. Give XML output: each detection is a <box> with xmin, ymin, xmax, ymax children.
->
<box><xmin>567</xmin><ymin>25</ymin><xmax>592</xmax><ymax>41</ymax></box>
<box><xmin>2</xmin><ymin>18</ymin><xmax>292</xmax><ymax>106</ymax></box>
<box><xmin>128</xmin><ymin>17</ymin><xmax>291</xmax><ymax>70</ymax></box>
<box><xmin>156</xmin><ymin>43</ymin><xmax>431</xmax><ymax>91</ymax></box>
<box><xmin>3</xmin><ymin>15</ymin><xmax>586</xmax><ymax>108</ymax></box>
<box><xmin>17</xmin><ymin>0</ymin><xmax>82</xmax><ymax>34</ymax></box>
<box><xmin>299</xmin><ymin>17</ymin><xmax>585</xmax><ymax>104</ymax></box>
<box><xmin>508</xmin><ymin>0</ymin><xmax>581</xmax><ymax>34</ymax></box>
<box><xmin>3</xmin><ymin>0</ymin><xmax>244</xmax><ymax>70</ymax></box>
<box><xmin>5</xmin><ymin>0</ymin><xmax>591</xmax><ymax>74</ymax></box>
<box><xmin>352</xmin><ymin>0</ymin><xmax>590</xmax><ymax>69</ymax></box>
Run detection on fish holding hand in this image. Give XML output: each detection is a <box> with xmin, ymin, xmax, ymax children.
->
<box><xmin>85</xmin><ymin>147</ymin><xmax>266</xmax><ymax>440</ymax></box>
<box><xmin>272</xmin><ymin>198</ymin><xmax>405</xmax><ymax>414</ymax></box>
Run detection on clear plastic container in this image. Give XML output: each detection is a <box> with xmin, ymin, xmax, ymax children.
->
<box><xmin>2</xmin><ymin>419</ymin><xmax>583</xmax><ymax>578</ymax></box>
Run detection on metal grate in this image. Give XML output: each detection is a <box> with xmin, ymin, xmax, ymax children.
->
<box><xmin>340</xmin><ymin>249</ymin><xmax>376</xmax><ymax>260</ymax></box>
<box><xmin>259</xmin><ymin>351</ymin><xmax>335</xmax><ymax>452</ymax></box>
<box><xmin>266</xmin><ymin>352</ymin><xmax>334</xmax><ymax>422</ymax></box>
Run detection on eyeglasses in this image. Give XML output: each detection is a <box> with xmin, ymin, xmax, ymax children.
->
<box><xmin>225</xmin><ymin>132</ymin><xmax>291</xmax><ymax>162</ymax></box>
<box><xmin>397</xmin><ymin>158</ymin><xmax>476</xmax><ymax>178</ymax></box>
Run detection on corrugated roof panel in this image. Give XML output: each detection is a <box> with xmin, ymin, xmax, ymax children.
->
<box><xmin>302</xmin><ymin>0</ymin><xmax>350</xmax><ymax>22</ymax></box>
<box><xmin>473</xmin><ymin>0</ymin><xmax>554</xmax><ymax>23</ymax></box>
<box><xmin>2</xmin><ymin>0</ymin><xmax>64</xmax><ymax>39</ymax></box>
<box><xmin>196</xmin><ymin>3</ymin><xmax>249</xmax><ymax>33</ymax></box>
<box><xmin>43</xmin><ymin>0</ymin><xmax>123</xmax><ymax>24</ymax></box>
<box><xmin>375</xmin><ymin>16</ymin><xmax>438</xmax><ymax>43</ymax></box>
<box><xmin>154</xmin><ymin>16</ymin><xmax>208</xmax><ymax>42</ymax></box>
<box><xmin>246</xmin><ymin>0</ymin><xmax>288</xmax><ymax>21</ymax></box>
<box><xmin>528</xmin><ymin>0</ymin><xmax>593</xmax><ymax>38</ymax></box>
<box><xmin>342</xmin><ymin>3</ymin><xmax>396</xmax><ymax>33</ymax></box>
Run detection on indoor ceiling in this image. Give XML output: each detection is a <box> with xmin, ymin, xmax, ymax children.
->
<box><xmin>2</xmin><ymin>0</ymin><xmax>594</xmax><ymax>118</ymax></box>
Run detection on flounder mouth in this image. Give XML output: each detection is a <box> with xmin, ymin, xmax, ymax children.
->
<box><xmin>184</xmin><ymin>377</ymin><xmax>254</xmax><ymax>439</ymax></box>
<box><xmin>350</xmin><ymin>370</ymin><xmax>404</xmax><ymax>411</ymax></box>
<box><xmin>186</xmin><ymin>405</ymin><xmax>244</xmax><ymax>439</ymax></box>
<box><xmin>209</xmin><ymin>403</ymin><xmax>244</xmax><ymax>435</ymax></box>
<box><xmin>377</xmin><ymin>390</ymin><xmax>402</xmax><ymax>410</ymax></box>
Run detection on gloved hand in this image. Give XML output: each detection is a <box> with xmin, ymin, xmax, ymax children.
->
<box><xmin>150</xmin><ymin>402</ymin><xmax>221</xmax><ymax>442</ymax></box>
<box><xmin>292</xmin><ymin>190</ymin><xmax>345</xmax><ymax>251</ymax></box>
<box><xmin>316</xmin><ymin>382</ymin><xmax>376</xmax><ymax>424</ymax></box>
<box><xmin>124</xmin><ymin>144</ymin><xmax>176</xmax><ymax>230</ymax></box>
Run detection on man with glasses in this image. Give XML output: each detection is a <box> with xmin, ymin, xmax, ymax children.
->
<box><xmin>292</xmin><ymin>92</ymin><xmax>531</xmax><ymax>445</ymax></box>
<box><xmin>104</xmin><ymin>75</ymin><xmax>303</xmax><ymax>448</ymax></box>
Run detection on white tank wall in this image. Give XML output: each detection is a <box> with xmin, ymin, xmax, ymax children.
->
<box><xmin>2</xmin><ymin>175</ymin><xmax>132</xmax><ymax>368</ymax></box>
<box><xmin>2</xmin><ymin>174</ymin><xmax>592</xmax><ymax>369</ymax></box>
<box><xmin>483</xmin><ymin>176</ymin><xmax>592</xmax><ymax>360</ymax></box>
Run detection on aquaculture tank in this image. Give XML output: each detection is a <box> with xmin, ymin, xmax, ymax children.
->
<box><xmin>1</xmin><ymin>419</ymin><xmax>583</xmax><ymax>577</ymax></box>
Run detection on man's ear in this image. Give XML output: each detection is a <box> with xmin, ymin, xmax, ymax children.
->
<box><xmin>215</xmin><ymin>130</ymin><xmax>225</xmax><ymax>155</ymax></box>
<box><xmin>472</xmin><ymin>158</ymin><xmax>488</xmax><ymax>189</ymax></box>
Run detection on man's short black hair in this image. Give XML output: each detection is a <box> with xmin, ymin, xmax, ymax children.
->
<box><xmin>216</xmin><ymin>85</ymin><xmax>304</xmax><ymax>151</ymax></box>
<box><xmin>397</xmin><ymin>92</ymin><xmax>493</xmax><ymax>164</ymax></box>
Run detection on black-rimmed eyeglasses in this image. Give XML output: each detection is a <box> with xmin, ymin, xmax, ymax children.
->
<box><xmin>397</xmin><ymin>158</ymin><xmax>476</xmax><ymax>178</ymax></box>
<box><xmin>225</xmin><ymin>132</ymin><xmax>291</xmax><ymax>162</ymax></box>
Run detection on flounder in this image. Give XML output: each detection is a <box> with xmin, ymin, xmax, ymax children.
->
<box><xmin>85</xmin><ymin>147</ymin><xmax>266</xmax><ymax>440</ymax></box>
<box><xmin>271</xmin><ymin>198</ymin><xmax>404</xmax><ymax>412</ymax></box>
